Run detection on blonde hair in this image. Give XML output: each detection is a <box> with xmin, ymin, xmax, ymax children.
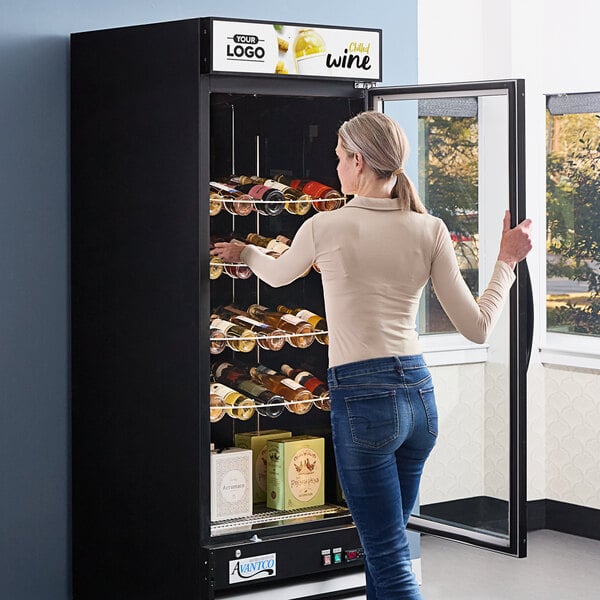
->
<box><xmin>337</xmin><ymin>111</ymin><xmax>427</xmax><ymax>214</ymax></box>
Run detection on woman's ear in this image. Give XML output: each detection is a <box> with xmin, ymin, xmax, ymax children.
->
<box><xmin>354</xmin><ymin>152</ymin><xmax>364</xmax><ymax>170</ymax></box>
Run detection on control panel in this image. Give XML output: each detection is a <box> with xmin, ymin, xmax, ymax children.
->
<box><xmin>321</xmin><ymin>546</ymin><xmax>364</xmax><ymax>567</ymax></box>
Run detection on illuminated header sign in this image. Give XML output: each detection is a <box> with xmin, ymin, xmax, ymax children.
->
<box><xmin>210</xmin><ymin>18</ymin><xmax>381</xmax><ymax>81</ymax></box>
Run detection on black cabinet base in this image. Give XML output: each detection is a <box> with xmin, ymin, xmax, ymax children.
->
<box><xmin>204</xmin><ymin>525</ymin><xmax>364</xmax><ymax>597</ymax></box>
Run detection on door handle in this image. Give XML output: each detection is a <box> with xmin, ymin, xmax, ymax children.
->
<box><xmin>519</xmin><ymin>259</ymin><xmax>534</xmax><ymax>370</ymax></box>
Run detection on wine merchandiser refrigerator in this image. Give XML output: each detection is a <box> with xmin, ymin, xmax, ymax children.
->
<box><xmin>71</xmin><ymin>17</ymin><xmax>530</xmax><ymax>600</ymax></box>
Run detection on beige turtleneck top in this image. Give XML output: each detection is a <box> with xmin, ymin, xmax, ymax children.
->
<box><xmin>240</xmin><ymin>195</ymin><xmax>516</xmax><ymax>368</ymax></box>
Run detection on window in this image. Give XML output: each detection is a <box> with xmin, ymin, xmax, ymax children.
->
<box><xmin>546</xmin><ymin>93</ymin><xmax>600</xmax><ymax>338</ymax></box>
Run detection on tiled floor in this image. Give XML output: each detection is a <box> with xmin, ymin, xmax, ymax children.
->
<box><xmin>346</xmin><ymin>530</ymin><xmax>600</xmax><ymax>600</ymax></box>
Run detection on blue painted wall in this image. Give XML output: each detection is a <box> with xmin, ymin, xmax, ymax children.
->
<box><xmin>0</xmin><ymin>2</ymin><xmax>416</xmax><ymax>598</ymax></box>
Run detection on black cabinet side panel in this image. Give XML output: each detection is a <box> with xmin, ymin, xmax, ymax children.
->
<box><xmin>71</xmin><ymin>20</ymin><xmax>202</xmax><ymax>599</ymax></box>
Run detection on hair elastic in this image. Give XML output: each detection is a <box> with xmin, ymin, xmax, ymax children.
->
<box><xmin>393</xmin><ymin>167</ymin><xmax>404</xmax><ymax>176</ymax></box>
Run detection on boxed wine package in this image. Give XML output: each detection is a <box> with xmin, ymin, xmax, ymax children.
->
<box><xmin>266</xmin><ymin>435</ymin><xmax>325</xmax><ymax>511</ymax></box>
<box><xmin>210</xmin><ymin>446</ymin><xmax>253</xmax><ymax>522</ymax></box>
<box><xmin>234</xmin><ymin>429</ymin><xmax>292</xmax><ymax>503</ymax></box>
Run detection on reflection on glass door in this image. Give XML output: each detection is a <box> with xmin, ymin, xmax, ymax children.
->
<box><xmin>369</xmin><ymin>81</ymin><xmax>529</xmax><ymax>557</ymax></box>
<box><xmin>418</xmin><ymin>100</ymin><xmax>480</xmax><ymax>334</ymax></box>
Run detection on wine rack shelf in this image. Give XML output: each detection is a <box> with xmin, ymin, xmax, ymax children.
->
<box><xmin>211</xmin><ymin>504</ymin><xmax>349</xmax><ymax>536</ymax></box>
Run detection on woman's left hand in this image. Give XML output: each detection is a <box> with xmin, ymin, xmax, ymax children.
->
<box><xmin>497</xmin><ymin>210</ymin><xmax>532</xmax><ymax>269</ymax></box>
<box><xmin>211</xmin><ymin>240</ymin><xmax>246</xmax><ymax>263</ymax></box>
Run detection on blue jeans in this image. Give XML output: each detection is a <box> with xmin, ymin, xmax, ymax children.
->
<box><xmin>328</xmin><ymin>355</ymin><xmax>438</xmax><ymax>600</ymax></box>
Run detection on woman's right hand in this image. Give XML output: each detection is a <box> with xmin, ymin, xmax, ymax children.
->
<box><xmin>497</xmin><ymin>210</ymin><xmax>532</xmax><ymax>270</ymax></box>
<box><xmin>210</xmin><ymin>240</ymin><xmax>247</xmax><ymax>264</ymax></box>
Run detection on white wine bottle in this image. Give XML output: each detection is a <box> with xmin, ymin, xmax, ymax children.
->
<box><xmin>210</xmin><ymin>318</ymin><xmax>256</xmax><ymax>353</ymax></box>
<box><xmin>247</xmin><ymin>304</ymin><xmax>315</xmax><ymax>348</ymax></box>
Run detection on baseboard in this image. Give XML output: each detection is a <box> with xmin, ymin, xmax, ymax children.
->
<box><xmin>527</xmin><ymin>499</ymin><xmax>547</xmax><ymax>531</ymax></box>
<box><xmin>421</xmin><ymin>496</ymin><xmax>600</xmax><ymax>541</ymax></box>
<box><xmin>528</xmin><ymin>499</ymin><xmax>600</xmax><ymax>540</ymax></box>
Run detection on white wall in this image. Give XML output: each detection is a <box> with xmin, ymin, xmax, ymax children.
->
<box><xmin>418</xmin><ymin>0</ymin><xmax>600</xmax><ymax>509</ymax></box>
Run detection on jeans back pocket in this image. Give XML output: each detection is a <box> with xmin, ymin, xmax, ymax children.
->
<box><xmin>345</xmin><ymin>389</ymin><xmax>399</xmax><ymax>449</ymax></box>
<box><xmin>419</xmin><ymin>386</ymin><xmax>438</xmax><ymax>437</ymax></box>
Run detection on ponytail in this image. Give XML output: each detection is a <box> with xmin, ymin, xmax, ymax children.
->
<box><xmin>392</xmin><ymin>172</ymin><xmax>427</xmax><ymax>214</ymax></box>
<box><xmin>338</xmin><ymin>111</ymin><xmax>427</xmax><ymax>214</ymax></box>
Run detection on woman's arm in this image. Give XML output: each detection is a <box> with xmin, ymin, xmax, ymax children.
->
<box><xmin>210</xmin><ymin>218</ymin><xmax>317</xmax><ymax>288</ymax></box>
<box><xmin>431</xmin><ymin>211</ymin><xmax>532</xmax><ymax>344</ymax></box>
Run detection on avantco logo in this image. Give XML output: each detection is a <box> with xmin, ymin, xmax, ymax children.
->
<box><xmin>229</xmin><ymin>552</ymin><xmax>276</xmax><ymax>584</ymax></box>
<box><xmin>226</xmin><ymin>33</ymin><xmax>266</xmax><ymax>62</ymax></box>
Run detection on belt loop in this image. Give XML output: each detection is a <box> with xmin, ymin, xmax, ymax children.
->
<box><xmin>393</xmin><ymin>356</ymin><xmax>404</xmax><ymax>375</ymax></box>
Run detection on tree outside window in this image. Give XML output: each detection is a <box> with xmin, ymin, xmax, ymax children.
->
<box><xmin>419</xmin><ymin>115</ymin><xmax>479</xmax><ymax>334</ymax></box>
<box><xmin>546</xmin><ymin>110</ymin><xmax>600</xmax><ymax>336</ymax></box>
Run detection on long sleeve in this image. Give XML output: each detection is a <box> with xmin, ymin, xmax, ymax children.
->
<box><xmin>237</xmin><ymin>197</ymin><xmax>516</xmax><ymax>367</ymax></box>
<box><xmin>240</xmin><ymin>218</ymin><xmax>316</xmax><ymax>288</ymax></box>
<box><xmin>430</xmin><ymin>219</ymin><xmax>516</xmax><ymax>344</ymax></box>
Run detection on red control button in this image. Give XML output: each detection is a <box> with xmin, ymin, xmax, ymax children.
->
<box><xmin>344</xmin><ymin>548</ymin><xmax>364</xmax><ymax>562</ymax></box>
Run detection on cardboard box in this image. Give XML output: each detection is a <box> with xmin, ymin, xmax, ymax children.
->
<box><xmin>234</xmin><ymin>429</ymin><xmax>292</xmax><ymax>503</ymax></box>
<box><xmin>210</xmin><ymin>447</ymin><xmax>253</xmax><ymax>522</ymax></box>
<box><xmin>266</xmin><ymin>435</ymin><xmax>325</xmax><ymax>511</ymax></box>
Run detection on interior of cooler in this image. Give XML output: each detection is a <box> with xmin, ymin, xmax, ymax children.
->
<box><xmin>208</xmin><ymin>92</ymin><xmax>363</xmax><ymax>536</ymax></box>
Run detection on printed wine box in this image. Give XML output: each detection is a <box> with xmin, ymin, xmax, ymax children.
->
<box><xmin>234</xmin><ymin>429</ymin><xmax>292</xmax><ymax>503</ymax></box>
<box><xmin>210</xmin><ymin>447</ymin><xmax>253</xmax><ymax>522</ymax></box>
<box><xmin>266</xmin><ymin>435</ymin><xmax>325</xmax><ymax>511</ymax></box>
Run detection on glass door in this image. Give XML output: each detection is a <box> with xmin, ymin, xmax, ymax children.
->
<box><xmin>369</xmin><ymin>80</ymin><xmax>531</xmax><ymax>557</ymax></box>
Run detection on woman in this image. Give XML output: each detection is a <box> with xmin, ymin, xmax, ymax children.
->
<box><xmin>211</xmin><ymin>111</ymin><xmax>532</xmax><ymax>599</ymax></box>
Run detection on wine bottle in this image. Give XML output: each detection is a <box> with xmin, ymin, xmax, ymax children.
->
<box><xmin>247</xmin><ymin>304</ymin><xmax>315</xmax><ymax>348</ymax></box>
<box><xmin>210</xmin><ymin>382</ymin><xmax>255</xmax><ymax>420</ymax></box>
<box><xmin>209</xmin><ymin>327</ymin><xmax>227</xmax><ymax>355</ymax></box>
<box><xmin>231</xmin><ymin>174</ymin><xmax>260</xmax><ymax>185</ymax></box>
<box><xmin>287</xmin><ymin>177</ymin><xmax>343</xmax><ymax>211</ymax></box>
<box><xmin>223</xmin><ymin>262</ymin><xmax>253</xmax><ymax>280</ymax></box>
<box><xmin>249</xmin><ymin>365</ymin><xmax>313</xmax><ymax>415</ymax></box>
<box><xmin>209</xmin><ymin>393</ymin><xmax>227</xmax><ymax>422</ymax></box>
<box><xmin>262</xmin><ymin>178</ymin><xmax>312</xmax><ymax>215</ymax></box>
<box><xmin>280</xmin><ymin>364</ymin><xmax>330</xmax><ymax>411</ymax></box>
<box><xmin>219</xmin><ymin>305</ymin><xmax>286</xmax><ymax>351</ymax></box>
<box><xmin>293</xmin><ymin>27</ymin><xmax>328</xmax><ymax>76</ymax></box>
<box><xmin>276</xmin><ymin>234</ymin><xmax>292</xmax><ymax>245</ymax></box>
<box><xmin>291</xmin><ymin>178</ymin><xmax>343</xmax><ymax>200</ymax></box>
<box><xmin>227</xmin><ymin>177</ymin><xmax>285</xmax><ymax>216</ymax></box>
<box><xmin>240</xmin><ymin>176</ymin><xmax>312</xmax><ymax>215</ymax></box>
<box><xmin>209</xmin><ymin>191</ymin><xmax>223</xmax><ymax>216</ymax></box>
<box><xmin>245</xmin><ymin>232</ymin><xmax>290</xmax><ymax>256</ymax></box>
<box><xmin>212</xmin><ymin>361</ymin><xmax>285</xmax><ymax>418</ymax></box>
<box><xmin>209</xmin><ymin>255</ymin><xmax>224</xmax><ymax>280</ymax></box>
<box><xmin>209</xmin><ymin>182</ymin><xmax>254</xmax><ymax>216</ymax></box>
<box><xmin>277</xmin><ymin>304</ymin><xmax>329</xmax><ymax>345</ymax></box>
<box><xmin>210</xmin><ymin>318</ymin><xmax>256</xmax><ymax>353</ymax></box>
